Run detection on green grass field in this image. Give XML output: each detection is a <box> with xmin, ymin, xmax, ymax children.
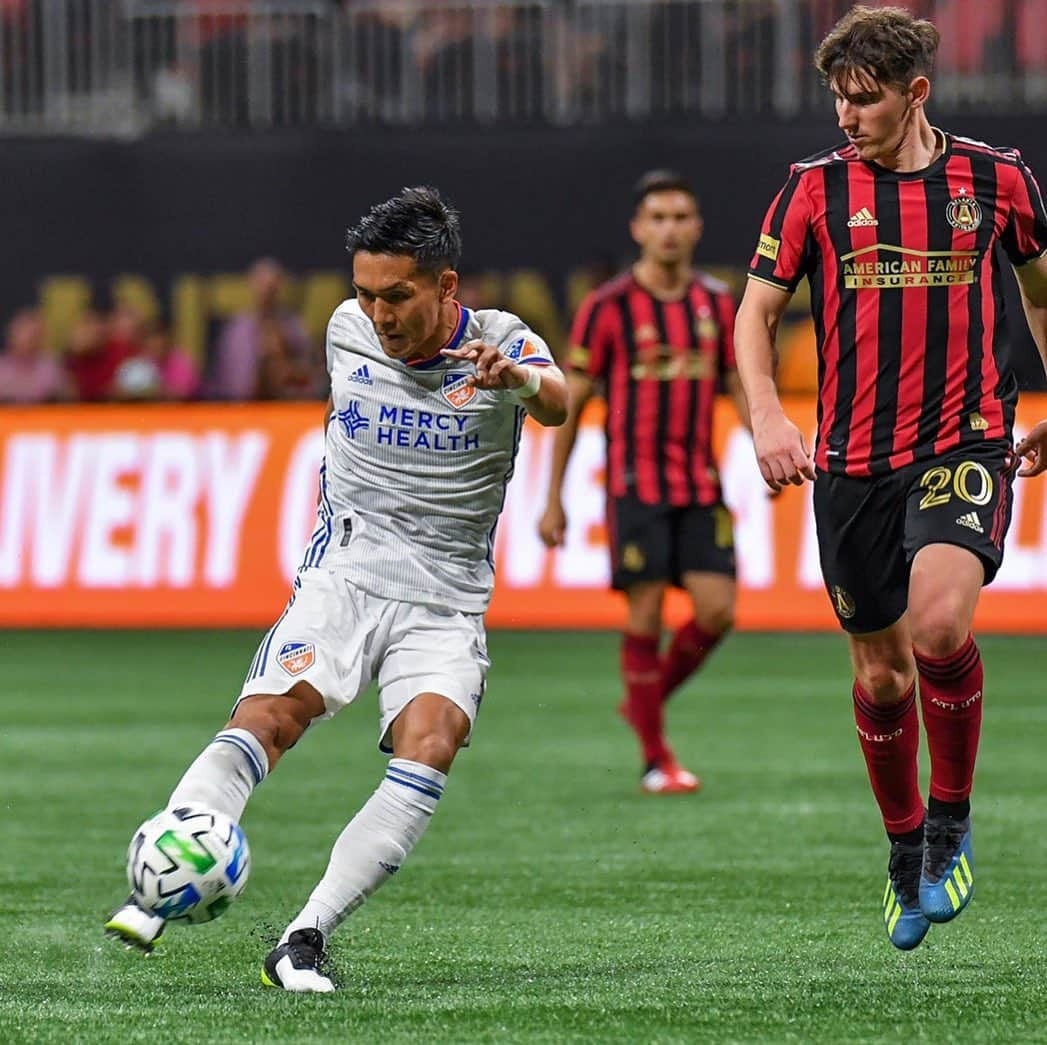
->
<box><xmin>2</xmin><ymin>630</ymin><xmax>1046</xmax><ymax>1043</ymax></box>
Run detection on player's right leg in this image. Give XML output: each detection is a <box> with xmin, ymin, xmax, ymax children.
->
<box><xmin>815</xmin><ymin>471</ymin><xmax>929</xmax><ymax>949</ymax></box>
<box><xmin>106</xmin><ymin>568</ymin><xmax>352</xmax><ymax>952</ymax></box>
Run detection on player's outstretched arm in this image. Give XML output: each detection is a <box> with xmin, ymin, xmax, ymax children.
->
<box><xmin>538</xmin><ymin>371</ymin><xmax>595</xmax><ymax>548</ymax></box>
<box><xmin>441</xmin><ymin>339</ymin><xmax>568</xmax><ymax>427</ymax></box>
<box><xmin>1014</xmin><ymin>257</ymin><xmax>1047</xmax><ymax>477</ymax></box>
<box><xmin>735</xmin><ymin>278</ymin><xmax>814</xmax><ymax>492</ymax></box>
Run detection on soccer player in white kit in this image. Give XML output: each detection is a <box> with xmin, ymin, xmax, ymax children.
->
<box><xmin>105</xmin><ymin>187</ymin><xmax>568</xmax><ymax>991</ymax></box>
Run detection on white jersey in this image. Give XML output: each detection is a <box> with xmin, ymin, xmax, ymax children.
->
<box><xmin>300</xmin><ymin>299</ymin><xmax>555</xmax><ymax>612</ymax></box>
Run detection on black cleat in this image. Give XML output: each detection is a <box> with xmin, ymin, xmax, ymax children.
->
<box><xmin>261</xmin><ymin>928</ymin><xmax>335</xmax><ymax>993</ymax></box>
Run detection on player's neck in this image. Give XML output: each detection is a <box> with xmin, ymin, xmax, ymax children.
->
<box><xmin>632</xmin><ymin>260</ymin><xmax>694</xmax><ymax>301</ymax></box>
<box><xmin>875</xmin><ymin>114</ymin><xmax>941</xmax><ymax>173</ymax></box>
<box><xmin>406</xmin><ymin>300</ymin><xmax>461</xmax><ymax>363</ymax></box>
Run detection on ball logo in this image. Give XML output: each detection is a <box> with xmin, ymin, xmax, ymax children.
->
<box><xmin>946</xmin><ymin>189</ymin><xmax>982</xmax><ymax>232</ymax></box>
<box><xmin>442</xmin><ymin>372</ymin><xmax>476</xmax><ymax>409</ymax></box>
<box><xmin>277</xmin><ymin>640</ymin><xmax>315</xmax><ymax>676</ymax></box>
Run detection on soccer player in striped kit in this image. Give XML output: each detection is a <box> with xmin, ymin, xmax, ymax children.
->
<box><xmin>737</xmin><ymin>5</ymin><xmax>1047</xmax><ymax>950</ymax></box>
<box><xmin>105</xmin><ymin>186</ymin><xmax>567</xmax><ymax>989</ymax></box>
<box><xmin>539</xmin><ymin>170</ymin><xmax>751</xmax><ymax>794</ymax></box>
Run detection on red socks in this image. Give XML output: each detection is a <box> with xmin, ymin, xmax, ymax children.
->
<box><xmin>620</xmin><ymin>634</ymin><xmax>668</xmax><ymax>764</ymax></box>
<box><xmin>661</xmin><ymin>619</ymin><xmax>724</xmax><ymax>703</ymax></box>
<box><xmin>852</xmin><ymin>682</ymin><xmax>924</xmax><ymax>835</ymax></box>
<box><xmin>914</xmin><ymin>635</ymin><xmax>983</xmax><ymax>805</ymax></box>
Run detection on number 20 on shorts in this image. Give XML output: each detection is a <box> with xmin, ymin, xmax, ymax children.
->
<box><xmin>918</xmin><ymin>460</ymin><xmax>994</xmax><ymax>511</ymax></box>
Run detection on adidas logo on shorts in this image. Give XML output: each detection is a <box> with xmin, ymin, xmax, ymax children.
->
<box><xmin>956</xmin><ymin>511</ymin><xmax>984</xmax><ymax>533</ymax></box>
<box><xmin>348</xmin><ymin>363</ymin><xmax>373</xmax><ymax>386</ymax></box>
<box><xmin>847</xmin><ymin>207</ymin><xmax>879</xmax><ymax>227</ymax></box>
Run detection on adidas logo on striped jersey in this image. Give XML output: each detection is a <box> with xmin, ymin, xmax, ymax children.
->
<box><xmin>348</xmin><ymin>363</ymin><xmax>373</xmax><ymax>385</ymax></box>
<box><xmin>956</xmin><ymin>511</ymin><xmax>983</xmax><ymax>533</ymax></box>
<box><xmin>847</xmin><ymin>207</ymin><xmax>879</xmax><ymax>227</ymax></box>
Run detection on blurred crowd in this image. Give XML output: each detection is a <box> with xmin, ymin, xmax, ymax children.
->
<box><xmin>0</xmin><ymin>259</ymin><xmax>326</xmax><ymax>406</ymax></box>
<box><xmin>6</xmin><ymin>0</ymin><xmax>1047</xmax><ymax>133</ymax></box>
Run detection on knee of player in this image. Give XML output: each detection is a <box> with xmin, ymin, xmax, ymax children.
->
<box><xmin>229</xmin><ymin>692</ymin><xmax>314</xmax><ymax>757</ymax></box>
<box><xmin>395</xmin><ymin>730</ymin><xmax>462</xmax><ymax>773</ymax></box>
<box><xmin>697</xmin><ymin>603</ymin><xmax>735</xmax><ymax>636</ymax></box>
<box><xmin>856</xmin><ymin>662</ymin><xmax>913</xmax><ymax>704</ymax></box>
<box><xmin>910</xmin><ymin>613</ymin><xmax>970</xmax><ymax>660</ymax></box>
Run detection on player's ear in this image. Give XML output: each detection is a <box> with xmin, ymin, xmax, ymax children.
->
<box><xmin>908</xmin><ymin>76</ymin><xmax>930</xmax><ymax>110</ymax></box>
<box><xmin>439</xmin><ymin>269</ymin><xmax>458</xmax><ymax>301</ymax></box>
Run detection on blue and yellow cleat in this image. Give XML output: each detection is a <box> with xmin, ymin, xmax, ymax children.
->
<box><xmin>920</xmin><ymin>816</ymin><xmax>974</xmax><ymax>923</ymax></box>
<box><xmin>883</xmin><ymin>839</ymin><xmax>930</xmax><ymax>951</ymax></box>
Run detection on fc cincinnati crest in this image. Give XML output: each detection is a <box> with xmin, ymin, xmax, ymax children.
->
<box><xmin>277</xmin><ymin>641</ymin><xmax>315</xmax><ymax>676</ymax></box>
<box><xmin>946</xmin><ymin>188</ymin><xmax>982</xmax><ymax>232</ymax></box>
<box><xmin>442</xmin><ymin>372</ymin><xmax>476</xmax><ymax>409</ymax></box>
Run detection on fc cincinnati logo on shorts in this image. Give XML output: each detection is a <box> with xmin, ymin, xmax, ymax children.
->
<box><xmin>442</xmin><ymin>372</ymin><xmax>476</xmax><ymax>409</ymax></box>
<box><xmin>946</xmin><ymin>188</ymin><xmax>982</xmax><ymax>232</ymax></box>
<box><xmin>277</xmin><ymin>641</ymin><xmax>315</xmax><ymax>676</ymax></box>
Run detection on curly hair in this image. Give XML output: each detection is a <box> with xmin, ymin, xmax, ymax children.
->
<box><xmin>815</xmin><ymin>5</ymin><xmax>940</xmax><ymax>94</ymax></box>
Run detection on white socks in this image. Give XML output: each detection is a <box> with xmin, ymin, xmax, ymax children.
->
<box><xmin>281</xmin><ymin>758</ymin><xmax>446</xmax><ymax>943</ymax></box>
<box><xmin>166</xmin><ymin>728</ymin><xmax>269</xmax><ymax>823</ymax></box>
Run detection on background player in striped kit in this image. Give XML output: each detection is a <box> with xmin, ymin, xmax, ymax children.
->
<box><xmin>538</xmin><ymin>170</ymin><xmax>750</xmax><ymax>794</ymax></box>
<box><xmin>736</xmin><ymin>6</ymin><xmax>1047</xmax><ymax>950</ymax></box>
<box><xmin>105</xmin><ymin>186</ymin><xmax>567</xmax><ymax>989</ymax></box>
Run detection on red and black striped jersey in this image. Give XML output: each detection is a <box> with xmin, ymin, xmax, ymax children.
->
<box><xmin>567</xmin><ymin>270</ymin><xmax>736</xmax><ymax>506</ymax></box>
<box><xmin>749</xmin><ymin>132</ymin><xmax>1047</xmax><ymax>477</ymax></box>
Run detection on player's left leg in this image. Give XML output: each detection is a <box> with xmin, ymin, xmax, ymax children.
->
<box><xmin>662</xmin><ymin>502</ymin><xmax>737</xmax><ymax>704</ymax></box>
<box><xmin>902</xmin><ymin>441</ymin><xmax>1015</xmax><ymax>924</ymax></box>
<box><xmin>263</xmin><ymin>694</ymin><xmax>469</xmax><ymax>993</ymax></box>
<box><xmin>907</xmin><ymin>545</ymin><xmax>985</xmax><ymax>924</ymax></box>
<box><xmin>264</xmin><ymin>601</ymin><xmax>487</xmax><ymax>992</ymax></box>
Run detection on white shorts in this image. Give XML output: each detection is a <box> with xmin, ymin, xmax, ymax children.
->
<box><xmin>237</xmin><ymin>567</ymin><xmax>490</xmax><ymax>751</ymax></box>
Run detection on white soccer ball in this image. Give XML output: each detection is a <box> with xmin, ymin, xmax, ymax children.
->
<box><xmin>127</xmin><ymin>804</ymin><xmax>250</xmax><ymax>923</ymax></box>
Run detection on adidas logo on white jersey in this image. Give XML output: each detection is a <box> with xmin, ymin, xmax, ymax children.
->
<box><xmin>956</xmin><ymin>511</ymin><xmax>984</xmax><ymax>533</ymax></box>
<box><xmin>348</xmin><ymin>363</ymin><xmax>373</xmax><ymax>386</ymax></box>
<box><xmin>847</xmin><ymin>207</ymin><xmax>878</xmax><ymax>227</ymax></box>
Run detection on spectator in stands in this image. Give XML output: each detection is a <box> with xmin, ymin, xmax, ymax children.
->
<box><xmin>209</xmin><ymin>258</ymin><xmax>318</xmax><ymax>400</ymax></box>
<box><xmin>0</xmin><ymin>307</ymin><xmax>68</xmax><ymax>404</ymax></box>
<box><xmin>66</xmin><ymin>307</ymin><xmax>139</xmax><ymax>402</ymax></box>
<box><xmin>143</xmin><ymin>318</ymin><xmax>201</xmax><ymax>400</ymax></box>
<box><xmin>255</xmin><ymin>317</ymin><xmax>321</xmax><ymax>400</ymax></box>
<box><xmin>111</xmin><ymin>317</ymin><xmax>202</xmax><ymax>402</ymax></box>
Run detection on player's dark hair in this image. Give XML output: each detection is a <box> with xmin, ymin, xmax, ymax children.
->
<box><xmin>815</xmin><ymin>5</ymin><xmax>940</xmax><ymax>95</ymax></box>
<box><xmin>633</xmin><ymin>169</ymin><xmax>699</xmax><ymax>211</ymax></box>
<box><xmin>345</xmin><ymin>186</ymin><xmax>462</xmax><ymax>275</ymax></box>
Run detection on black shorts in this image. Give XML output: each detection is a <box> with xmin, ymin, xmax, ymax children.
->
<box><xmin>814</xmin><ymin>439</ymin><xmax>1015</xmax><ymax>634</ymax></box>
<box><xmin>607</xmin><ymin>493</ymin><xmax>736</xmax><ymax>591</ymax></box>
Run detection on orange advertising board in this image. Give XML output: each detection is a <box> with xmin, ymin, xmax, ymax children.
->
<box><xmin>1</xmin><ymin>398</ymin><xmax>1046</xmax><ymax>630</ymax></box>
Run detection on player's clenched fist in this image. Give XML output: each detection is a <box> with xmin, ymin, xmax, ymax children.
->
<box><xmin>1015</xmin><ymin>420</ymin><xmax>1047</xmax><ymax>478</ymax></box>
<box><xmin>537</xmin><ymin>500</ymin><xmax>567</xmax><ymax>548</ymax></box>
<box><xmin>441</xmin><ymin>339</ymin><xmax>526</xmax><ymax>391</ymax></box>
<box><xmin>752</xmin><ymin>412</ymin><xmax>815</xmax><ymax>492</ymax></box>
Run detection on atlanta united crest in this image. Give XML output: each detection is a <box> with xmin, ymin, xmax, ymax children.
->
<box><xmin>831</xmin><ymin>586</ymin><xmax>856</xmax><ymax>621</ymax></box>
<box><xmin>946</xmin><ymin>188</ymin><xmax>982</xmax><ymax>232</ymax></box>
<box><xmin>442</xmin><ymin>372</ymin><xmax>476</xmax><ymax>409</ymax></box>
<box><xmin>277</xmin><ymin>641</ymin><xmax>315</xmax><ymax>676</ymax></box>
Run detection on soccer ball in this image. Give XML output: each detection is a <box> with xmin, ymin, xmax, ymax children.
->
<box><xmin>127</xmin><ymin>804</ymin><xmax>250</xmax><ymax>923</ymax></box>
